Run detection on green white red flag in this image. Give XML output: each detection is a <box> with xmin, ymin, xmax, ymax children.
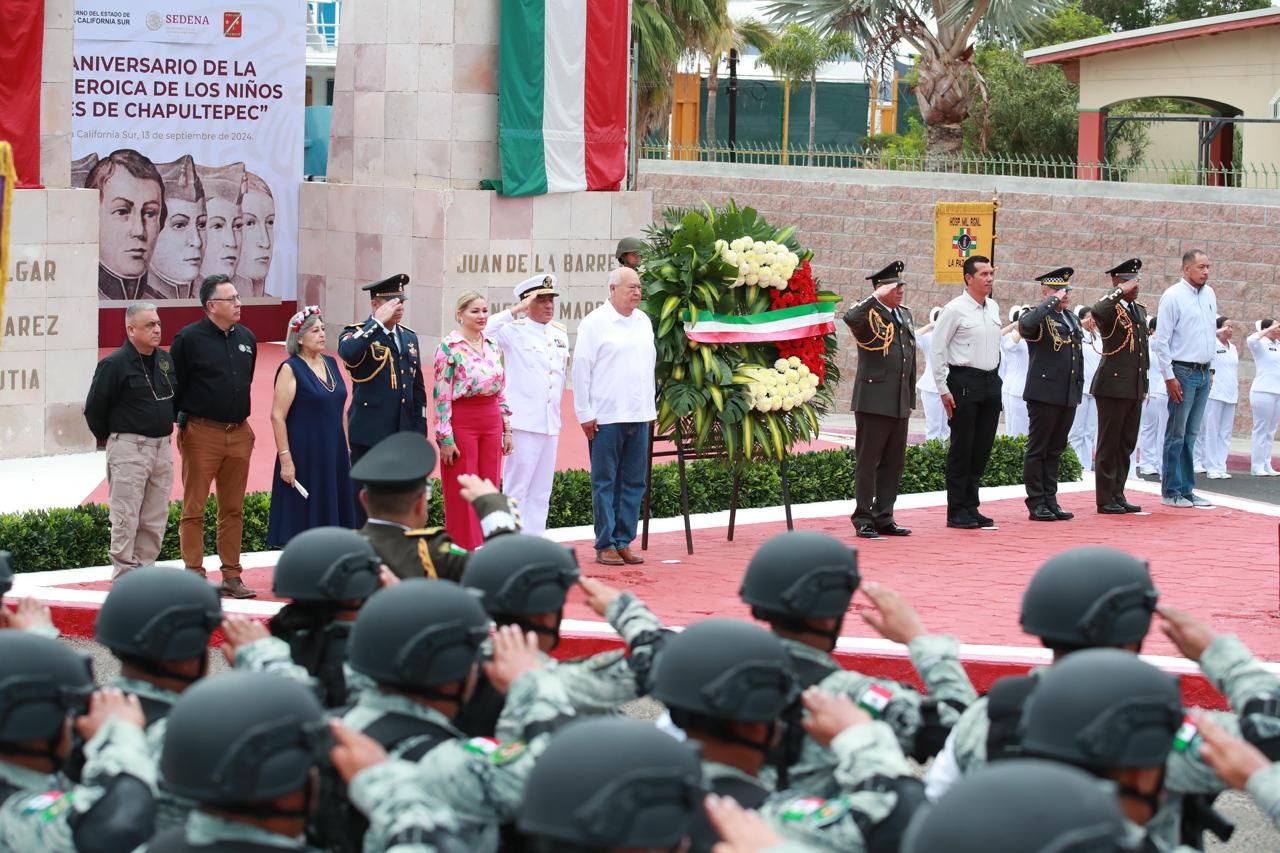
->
<box><xmin>683</xmin><ymin>303</ymin><xmax>838</xmax><ymax>344</ymax></box>
<box><xmin>497</xmin><ymin>0</ymin><xmax>630</xmax><ymax>196</ymax></box>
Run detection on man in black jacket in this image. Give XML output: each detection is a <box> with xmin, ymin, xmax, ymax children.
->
<box><xmin>1018</xmin><ymin>268</ymin><xmax>1084</xmax><ymax>521</ymax></box>
<box><xmin>843</xmin><ymin>261</ymin><xmax>917</xmax><ymax>539</ymax></box>
<box><xmin>84</xmin><ymin>302</ymin><xmax>177</xmax><ymax>579</ymax></box>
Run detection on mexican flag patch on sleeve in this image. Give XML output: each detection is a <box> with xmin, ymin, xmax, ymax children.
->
<box><xmin>857</xmin><ymin>684</ymin><xmax>893</xmax><ymax>717</ymax></box>
<box><xmin>463</xmin><ymin>736</ymin><xmax>500</xmax><ymax>756</ymax></box>
<box><xmin>1172</xmin><ymin>716</ymin><xmax>1199</xmax><ymax>752</ymax></box>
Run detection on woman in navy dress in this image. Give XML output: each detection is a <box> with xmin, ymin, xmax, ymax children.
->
<box><xmin>267</xmin><ymin>306</ymin><xmax>356</xmax><ymax>545</ymax></box>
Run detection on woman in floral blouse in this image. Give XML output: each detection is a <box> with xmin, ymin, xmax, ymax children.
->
<box><xmin>434</xmin><ymin>291</ymin><xmax>513</xmax><ymax>548</ymax></box>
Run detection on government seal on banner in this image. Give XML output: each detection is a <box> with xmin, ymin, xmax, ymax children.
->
<box><xmin>933</xmin><ymin>197</ymin><xmax>998</xmax><ymax>285</ymax></box>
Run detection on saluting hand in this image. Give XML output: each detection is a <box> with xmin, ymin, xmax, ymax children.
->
<box><xmin>220</xmin><ymin>616</ymin><xmax>270</xmax><ymax>665</ymax></box>
<box><xmin>330</xmin><ymin>720</ymin><xmax>390</xmax><ymax>782</ymax></box>
<box><xmin>1121</xmin><ymin>280</ymin><xmax>1140</xmax><ymax>301</ymax></box>
<box><xmin>76</xmin><ymin>688</ymin><xmax>146</xmax><ymax>741</ymax></box>
<box><xmin>512</xmin><ymin>292</ymin><xmax>538</xmax><ymax>319</ymax></box>
<box><xmin>801</xmin><ymin>687</ymin><xmax>872</xmax><ymax>747</ymax></box>
<box><xmin>579</xmin><ymin>577</ymin><xmax>622</xmax><ymax>617</ymax></box>
<box><xmin>1157</xmin><ymin>605</ymin><xmax>1217</xmax><ymax>662</ymax></box>
<box><xmin>457</xmin><ymin>473</ymin><xmax>498</xmax><ymax>502</ymax></box>
<box><xmin>0</xmin><ymin>597</ymin><xmax>53</xmax><ymax>632</ymax></box>
<box><xmin>706</xmin><ymin>794</ymin><xmax>785</xmax><ymax>853</ymax></box>
<box><xmin>859</xmin><ymin>581</ymin><xmax>925</xmax><ymax>645</ymax></box>
<box><xmin>872</xmin><ymin>282</ymin><xmax>900</xmax><ymax>304</ymax></box>
<box><xmin>372</xmin><ymin>297</ymin><xmax>401</xmax><ymax>326</ymax></box>
<box><xmin>1193</xmin><ymin>711</ymin><xmax>1270</xmax><ymax>790</ymax></box>
<box><xmin>484</xmin><ymin>624</ymin><xmax>544</xmax><ymax>694</ymax></box>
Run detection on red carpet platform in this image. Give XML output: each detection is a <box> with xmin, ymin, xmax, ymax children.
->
<box><xmin>19</xmin><ymin>479</ymin><xmax>1279</xmax><ymax>710</ymax></box>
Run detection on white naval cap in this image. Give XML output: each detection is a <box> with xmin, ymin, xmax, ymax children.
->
<box><xmin>515</xmin><ymin>274</ymin><xmax>559</xmax><ymax>300</ymax></box>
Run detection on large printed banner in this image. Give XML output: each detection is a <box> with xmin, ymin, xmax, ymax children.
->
<box><xmin>72</xmin><ymin>2</ymin><xmax>304</xmax><ymax>304</ymax></box>
<box><xmin>933</xmin><ymin>202</ymin><xmax>997</xmax><ymax>286</ymax></box>
<box><xmin>0</xmin><ymin>0</ymin><xmax>44</xmax><ymax>187</ymax></box>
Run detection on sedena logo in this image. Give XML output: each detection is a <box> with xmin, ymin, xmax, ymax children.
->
<box><xmin>145</xmin><ymin>11</ymin><xmax>163</xmax><ymax>30</ymax></box>
<box><xmin>224</xmin><ymin>10</ymin><xmax>243</xmax><ymax>37</ymax></box>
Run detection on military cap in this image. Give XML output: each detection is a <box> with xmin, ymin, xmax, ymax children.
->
<box><xmin>514</xmin><ymin>274</ymin><xmax>558</xmax><ymax>301</ymax></box>
<box><xmin>1076</xmin><ymin>304</ymin><xmax>1092</xmax><ymax>320</ymax></box>
<box><xmin>866</xmin><ymin>260</ymin><xmax>906</xmax><ymax>286</ymax></box>
<box><xmin>1105</xmin><ymin>258</ymin><xmax>1142</xmax><ymax>280</ymax></box>
<box><xmin>901</xmin><ymin>760</ymin><xmax>1132</xmax><ymax>853</ymax></box>
<box><xmin>0</xmin><ymin>550</ymin><xmax>12</xmax><ymax>596</ymax></box>
<box><xmin>929</xmin><ymin>306</ymin><xmax>943</xmax><ymax>324</ymax></box>
<box><xmin>350</xmin><ymin>431</ymin><xmax>437</xmax><ymax>494</ymax></box>
<box><xmin>1008</xmin><ymin>305</ymin><xmax>1024</xmax><ymax>323</ymax></box>
<box><xmin>1034</xmin><ymin>267</ymin><xmax>1074</xmax><ymax>287</ymax></box>
<box><xmin>155</xmin><ymin>155</ymin><xmax>203</xmax><ymax>204</ymax></box>
<box><xmin>616</xmin><ymin>236</ymin><xmax>645</xmax><ymax>260</ymax></box>
<box><xmin>71</xmin><ymin>153</ymin><xmax>99</xmax><ymax>189</ymax></box>
<box><xmin>362</xmin><ymin>273</ymin><xmax>409</xmax><ymax>299</ymax></box>
<box><xmin>194</xmin><ymin>162</ymin><xmax>245</xmax><ymax>204</ymax></box>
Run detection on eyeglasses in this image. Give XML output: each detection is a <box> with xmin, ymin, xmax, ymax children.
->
<box><xmin>137</xmin><ymin>354</ymin><xmax>175</xmax><ymax>401</ymax></box>
<box><xmin>210</xmin><ymin>295</ymin><xmax>242</xmax><ymax>304</ymax></box>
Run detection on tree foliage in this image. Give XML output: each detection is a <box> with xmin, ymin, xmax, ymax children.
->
<box><xmin>757</xmin><ymin>24</ymin><xmax>856</xmax><ymax>162</ymax></box>
<box><xmin>1083</xmin><ymin>0</ymin><xmax>1271</xmax><ymax>31</ymax></box>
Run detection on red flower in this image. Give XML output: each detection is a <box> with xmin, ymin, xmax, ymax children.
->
<box><xmin>768</xmin><ymin>261</ymin><xmax>828</xmax><ymax>384</ymax></box>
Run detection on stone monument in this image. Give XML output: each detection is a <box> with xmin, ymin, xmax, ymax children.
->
<box><xmin>296</xmin><ymin>0</ymin><xmax>653</xmax><ymax>339</ymax></box>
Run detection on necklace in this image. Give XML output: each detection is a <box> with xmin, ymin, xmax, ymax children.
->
<box><xmin>461</xmin><ymin>333</ymin><xmax>484</xmax><ymax>351</ymax></box>
<box><xmin>303</xmin><ymin>354</ymin><xmax>336</xmax><ymax>392</ymax></box>
<box><xmin>136</xmin><ymin>351</ymin><xmax>174</xmax><ymax>401</ymax></box>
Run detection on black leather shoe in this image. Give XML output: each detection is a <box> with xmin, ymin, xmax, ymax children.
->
<box><xmin>1098</xmin><ymin>503</ymin><xmax>1127</xmax><ymax>515</ymax></box>
<box><xmin>855</xmin><ymin>523</ymin><xmax>881</xmax><ymax>539</ymax></box>
<box><xmin>946</xmin><ymin>518</ymin><xmax>980</xmax><ymax>530</ymax></box>
<box><xmin>1119</xmin><ymin>500</ymin><xmax>1142</xmax><ymax>513</ymax></box>
<box><xmin>1048</xmin><ymin>505</ymin><xmax>1074</xmax><ymax>520</ymax></box>
<box><xmin>1029</xmin><ymin>505</ymin><xmax>1058</xmax><ymax>521</ymax></box>
<box><xmin>975</xmin><ymin>513</ymin><xmax>995</xmax><ymax>528</ymax></box>
<box><xmin>876</xmin><ymin>523</ymin><xmax>912</xmax><ymax>537</ymax></box>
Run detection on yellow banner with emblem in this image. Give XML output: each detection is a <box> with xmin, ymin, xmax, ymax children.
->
<box><xmin>933</xmin><ymin>202</ymin><xmax>996</xmax><ymax>285</ymax></box>
<box><xmin>0</xmin><ymin>142</ymin><xmax>15</xmax><ymax>345</ymax></box>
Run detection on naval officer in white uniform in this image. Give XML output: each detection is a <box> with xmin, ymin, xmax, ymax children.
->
<box><xmin>487</xmin><ymin>274</ymin><xmax>570</xmax><ymax>535</ymax></box>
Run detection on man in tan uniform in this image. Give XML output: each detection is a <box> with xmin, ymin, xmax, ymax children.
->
<box><xmin>350</xmin><ymin>431</ymin><xmax>521</xmax><ymax>580</ymax></box>
<box><xmin>83</xmin><ymin>302</ymin><xmax>177</xmax><ymax>579</ymax></box>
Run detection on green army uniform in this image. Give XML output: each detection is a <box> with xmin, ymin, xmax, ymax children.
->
<box><xmin>360</xmin><ymin>492</ymin><xmax>520</xmax><ymax>581</ymax></box>
<box><xmin>747</xmin><ymin>721</ymin><xmax>919</xmax><ymax>852</ymax></box>
<box><xmin>766</xmin><ymin>634</ymin><xmax>976</xmax><ymax>795</ymax></box>
<box><xmin>109</xmin><ymin>675</ymin><xmax>193</xmax><ymax>831</ymax></box>
<box><xmin>1245</xmin><ymin>763</ymin><xmax>1280</xmax><ymax>830</ymax></box>
<box><xmin>354</xmin><ymin>669</ymin><xmax>576</xmax><ymax>853</ymax></box>
<box><xmin>939</xmin><ymin>634</ymin><xmax>1280</xmax><ymax>848</ymax></box>
<box><xmin>0</xmin><ymin>718</ymin><xmax>155</xmax><ymax>851</ymax></box>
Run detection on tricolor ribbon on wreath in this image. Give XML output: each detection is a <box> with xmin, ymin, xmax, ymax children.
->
<box><xmin>682</xmin><ymin>299</ymin><xmax>840</xmax><ymax>344</ymax></box>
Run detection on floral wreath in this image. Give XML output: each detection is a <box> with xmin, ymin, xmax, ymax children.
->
<box><xmin>289</xmin><ymin>305</ymin><xmax>322</xmax><ymax>334</ymax></box>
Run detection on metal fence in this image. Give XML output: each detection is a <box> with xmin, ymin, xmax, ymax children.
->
<box><xmin>638</xmin><ymin>140</ymin><xmax>1280</xmax><ymax>190</ymax></box>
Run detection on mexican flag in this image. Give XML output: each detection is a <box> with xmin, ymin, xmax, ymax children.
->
<box><xmin>683</xmin><ymin>303</ymin><xmax>838</xmax><ymax>345</ymax></box>
<box><xmin>497</xmin><ymin>0</ymin><xmax>630</xmax><ymax>196</ymax></box>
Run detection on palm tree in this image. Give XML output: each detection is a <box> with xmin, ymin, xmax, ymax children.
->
<box><xmin>763</xmin><ymin>0</ymin><xmax>1063</xmax><ymax>158</ymax></box>
<box><xmin>758</xmin><ymin>25</ymin><xmax>855</xmax><ymax>165</ymax></box>
<box><xmin>633</xmin><ymin>0</ymin><xmax>726</xmax><ymax>140</ymax></box>
<box><xmin>701</xmin><ymin>17</ymin><xmax>775</xmax><ymax>147</ymax></box>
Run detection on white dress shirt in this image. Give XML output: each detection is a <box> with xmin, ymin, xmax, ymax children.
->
<box><xmin>572</xmin><ymin>300</ymin><xmax>657</xmax><ymax>425</ymax></box>
<box><xmin>487</xmin><ymin>309</ymin><xmax>569</xmax><ymax>434</ymax></box>
<box><xmin>1209</xmin><ymin>341</ymin><xmax>1239</xmax><ymax>404</ymax></box>
<box><xmin>1154</xmin><ymin>279</ymin><xmax>1218</xmax><ymax>380</ymax></box>
<box><xmin>930</xmin><ymin>292</ymin><xmax>1003</xmax><ymax>395</ymax></box>
<box><xmin>1248</xmin><ymin>333</ymin><xmax>1280</xmax><ymax>395</ymax></box>
<box><xmin>1081</xmin><ymin>330</ymin><xmax>1101</xmax><ymax>392</ymax></box>
<box><xmin>917</xmin><ymin>329</ymin><xmax>939</xmax><ymax>394</ymax></box>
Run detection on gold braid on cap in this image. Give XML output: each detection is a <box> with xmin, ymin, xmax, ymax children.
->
<box><xmin>854</xmin><ymin>306</ymin><xmax>895</xmax><ymax>357</ymax></box>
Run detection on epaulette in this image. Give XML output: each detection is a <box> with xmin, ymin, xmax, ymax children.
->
<box><xmin>550</xmin><ymin>321</ymin><xmax>567</xmax><ymax>330</ymax></box>
<box><xmin>399</xmin><ymin>323</ymin><xmax>416</xmax><ymax>334</ymax></box>
<box><xmin>343</xmin><ymin>322</ymin><xmax>361</xmax><ymax>329</ymax></box>
<box><xmin>404</xmin><ymin>526</ymin><xmax>444</xmax><ymax>537</ymax></box>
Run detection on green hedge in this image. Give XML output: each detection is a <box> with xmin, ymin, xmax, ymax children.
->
<box><xmin>0</xmin><ymin>437</ymin><xmax>1076</xmax><ymax>574</ymax></box>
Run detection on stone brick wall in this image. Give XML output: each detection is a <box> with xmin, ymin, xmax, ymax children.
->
<box><xmin>639</xmin><ymin>161</ymin><xmax>1280</xmax><ymax>436</ymax></box>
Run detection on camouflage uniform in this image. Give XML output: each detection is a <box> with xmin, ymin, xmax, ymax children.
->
<box><xmin>108</xmin><ymin>675</ymin><xmax>197</xmax><ymax>831</ymax></box>
<box><xmin>354</xmin><ymin>668</ymin><xmax>575</xmax><ymax>853</ymax></box>
<box><xmin>749</xmin><ymin>720</ymin><xmax>917</xmax><ymax>852</ymax></box>
<box><xmin>765</xmin><ymin>634</ymin><xmax>975</xmax><ymax>794</ymax></box>
<box><xmin>934</xmin><ymin>634</ymin><xmax>1280</xmax><ymax>847</ymax></box>
<box><xmin>1245</xmin><ymin>763</ymin><xmax>1280</xmax><ymax>830</ymax></box>
<box><xmin>0</xmin><ymin>717</ymin><xmax>155</xmax><ymax>850</ymax></box>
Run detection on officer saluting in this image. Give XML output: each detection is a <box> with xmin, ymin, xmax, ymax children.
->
<box><xmin>1091</xmin><ymin>258</ymin><xmax>1149</xmax><ymax>514</ymax></box>
<box><xmin>351</xmin><ymin>431</ymin><xmax>520</xmax><ymax>581</ymax></box>
<box><xmin>338</xmin><ymin>274</ymin><xmax>427</xmax><ymax>467</ymax></box>
<box><xmin>843</xmin><ymin>260</ymin><xmax>916</xmax><ymax>539</ymax></box>
<box><xmin>486</xmin><ymin>274</ymin><xmax>570</xmax><ymax>536</ymax></box>
<box><xmin>1019</xmin><ymin>267</ymin><xmax>1084</xmax><ymax>522</ymax></box>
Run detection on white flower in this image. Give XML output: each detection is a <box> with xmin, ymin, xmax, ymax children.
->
<box><xmin>787</xmin><ymin>356</ymin><xmax>801</xmax><ymax>368</ymax></box>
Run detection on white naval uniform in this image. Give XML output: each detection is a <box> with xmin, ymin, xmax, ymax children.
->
<box><xmin>1194</xmin><ymin>341</ymin><xmax>1238</xmax><ymax>475</ymax></box>
<box><xmin>916</xmin><ymin>329</ymin><xmax>950</xmax><ymax>442</ymax></box>
<box><xmin>1137</xmin><ymin>337</ymin><xmax>1169</xmax><ymax>474</ymax></box>
<box><xmin>487</xmin><ymin>309</ymin><xmax>570</xmax><ymax>534</ymax></box>
<box><xmin>1069</xmin><ymin>330</ymin><xmax>1101</xmax><ymax>471</ymax></box>
<box><xmin>1247</xmin><ymin>332</ymin><xmax>1280</xmax><ymax>475</ymax></box>
<box><xmin>1000</xmin><ymin>332</ymin><xmax>1029</xmax><ymax>438</ymax></box>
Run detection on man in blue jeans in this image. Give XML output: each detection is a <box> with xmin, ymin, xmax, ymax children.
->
<box><xmin>1154</xmin><ymin>249</ymin><xmax>1218</xmax><ymax>508</ymax></box>
<box><xmin>572</xmin><ymin>266</ymin><xmax>657</xmax><ymax>565</ymax></box>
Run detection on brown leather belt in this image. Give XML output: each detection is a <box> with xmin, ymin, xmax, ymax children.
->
<box><xmin>188</xmin><ymin>415</ymin><xmax>246</xmax><ymax>431</ymax></box>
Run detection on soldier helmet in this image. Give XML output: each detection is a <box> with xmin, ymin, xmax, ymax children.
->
<box><xmin>902</xmin><ymin>760</ymin><xmax>1133</xmax><ymax>853</ymax></box>
<box><xmin>95</xmin><ymin>566</ymin><xmax>222</xmax><ymax>666</ymax></box>
<box><xmin>650</xmin><ymin>619</ymin><xmax>798</xmax><ymax>723</ymax></box>
<box><xmin>616</xmin><ymin>236</ymin><xmax>645</xmax><ymax>261</ymax></box>
<box><xmin>160</xmin><ymin>671</ymin><xmax>327</xmax><ymax>804</ymax></box>
<box><xmin>739</xmin><ymin>531</ymin><xmax>859</xmax><ymax>621</ymax></box>
<box><xmin>0</xmin><ymin>550</ymin><xmax>12</xmax><ymax>596</ymax></box>
<box><xmin>461</xmin><ymin>534</ymin><xmax>580</xmax><ymax>616</ymax></box>
<box><xmin>1020</xmin><ymin>648</ymin><xmax>1183</xmax><ymax>770</ymax></box>
<box><xmin>518</xmin><ymin>718</ymin><xmax>705</xmax><ymax>851</ymax></box>
<box><xmin>1020</xmin><ymin>547</ymin><xmax>1157</xmax><ymax>649</ymax></box>
<box><xmin>0</xmin><ymin>632</ymin><xmax>94</xmax><ymax>744</ymax></box>
<box><xmin>347</xmin><ymin>579</ymin><xmax>490</xmax><ymax>690</ymax></box>
<box><xmin>272</xmin><ymin>527</ymin><xmax>382</xmax><ymax>604</ymax></box>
